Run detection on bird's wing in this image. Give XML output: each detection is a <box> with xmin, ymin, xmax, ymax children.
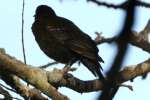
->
<box><xmin>46</xmin><ymin>17</ymin><xmax>103</xmax><ymax>62</ymax></box>
<box><xmin>66</xmin><ymin>38</ymin><xmax>101</xmax><ymax>61</ymax></box>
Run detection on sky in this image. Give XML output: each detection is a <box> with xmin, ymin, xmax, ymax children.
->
<box><xmin>0</xmin><ymin>0</ymin><xmax>150</xmax><ymax>100</ymax></box>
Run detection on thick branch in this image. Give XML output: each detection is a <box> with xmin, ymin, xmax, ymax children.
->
<box><xmin>0</xmin><ymin>50</ymin><xmax>68</xmax><ymax>100</ymax></box>
<box><xmin>58</xmin><ymin>58</ymin><xmax>150</xmax><ymax>93</ymax></box>
<box><xmin>0</xmin><ymin>49</ymin><xmax>150</xmax><ymax>94</ymax></box>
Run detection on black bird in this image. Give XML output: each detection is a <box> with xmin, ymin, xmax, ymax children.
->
<box><xmin>32</xmin><ymin>5</ymin><xmax>104</xmax><ymax>80</ymax></box>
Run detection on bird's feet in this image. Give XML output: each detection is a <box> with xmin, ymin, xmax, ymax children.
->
<box><xmin>61</xmin><ymin>65</ymin><xmax>77</xmax><ymax>76</ymax></box>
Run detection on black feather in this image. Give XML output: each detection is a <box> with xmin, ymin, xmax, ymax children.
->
<box><xmin>32</xmin><ymin>5</ymin><xmax>105</xmax><ymax>82</ymax></box>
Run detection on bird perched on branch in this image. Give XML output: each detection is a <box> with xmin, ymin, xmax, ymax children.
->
<box><xmin>32</xmin><ymin>5</ymin><xmax>105</xmax><ymax>81</ymax></box>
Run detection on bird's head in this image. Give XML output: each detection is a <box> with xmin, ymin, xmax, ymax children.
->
<box><xmin>34</xmin><ymin>5</ymin><xmax>56</xmax><ymax>19</ymax></box>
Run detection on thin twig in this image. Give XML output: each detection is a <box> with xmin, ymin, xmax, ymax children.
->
<box><xmin>0</xmin><ymin>84</ymin><xmax>22</xmax><ymax>100</ymax></box>
<box><xmin>87</xmin><ymin>0</ymin><xmax>127</xmax><ymax>9</ymax></box>
<box><xmin>119</xmin><ymin>84</ymin><xmax>133</xmax><ymax>91</ymax></box>
<box><xmin>39</xmin><ymin>62</ymin><xmax>58</xmax><ymax>69</ymax></box>
<box><xmin>87</xmin><ymin>0</ymin><xmax>150</xmax><ymax>9</ymax></box>
<box><xmin>0</xmin><ymin>86</ymin><xmax>12</xmax><ymax>100</ymax></box>
<box><xmin>0</xmin><ymin>83</ymin><xmax>16</xmax><ymax>93</ymax></box>
<box><xmin>21</xmin><ymin>0</ymin><xmax>26</xmax><ymax>64</ymax></box>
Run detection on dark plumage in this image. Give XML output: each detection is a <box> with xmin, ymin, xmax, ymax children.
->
<box><xmin>32</xmin><ymin>5</ymin><xmax>104</xmax><ymax>80</ymax></box>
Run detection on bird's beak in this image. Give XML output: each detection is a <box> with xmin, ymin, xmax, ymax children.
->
<box><xmin>33</xmin><ymin>14</ymin><xmax>35</xmax><ymax>17</ymax></box>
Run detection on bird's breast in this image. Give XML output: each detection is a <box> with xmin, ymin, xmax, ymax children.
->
<box><xmin>32</xmin><ymin>22</ymin><xmax>77</xmax><ymax>64</ymax></box>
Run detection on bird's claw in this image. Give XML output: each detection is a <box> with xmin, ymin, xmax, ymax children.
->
<box><xmin>62</xmin><ymin>66</ymin><xmax>77</xmax><ymax>76</ymax></box>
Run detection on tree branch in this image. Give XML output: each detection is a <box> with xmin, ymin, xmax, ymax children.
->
<box><xmin>117</xmin><ymin>58</ymin><xmax>150</xmax><ymax>83</ymax></box>
<box><xmin>0</xmin><ymin>49</ymin><xmax>150</xmax><ymax>96</ymax></box>
<box><xmin>95</xmin><ymin>20</ymin><xmax>150</xmax><ymax>53</ymax></box>
<box><xmin>0</xmin><ymin>74</ymin><xmax>48</xmax><ymax>100</ymax></box>
<box><xmin>0</xmin><ymin>49</ymin><xmax>68</xmax><ymax>100</ymax></box>
<box><xmin>57</xmin><ymin>58</ymin><xmax>150</xmax><ymax>93</ymax></box>
<box><xmin>87</xmin><ymin>0</ymin><xmax>150</xmax><ymax>9</ymax></box>
<box><xmin>0</xmin><ymin>86</ymin><xmax>12</xmax><ymax>100</ymax></box>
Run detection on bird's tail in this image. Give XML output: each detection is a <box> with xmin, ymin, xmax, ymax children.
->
<box><xmin>81</xmin><ymin>58</ymin><xmax>106</xmax><ymax>83</ymax></box>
